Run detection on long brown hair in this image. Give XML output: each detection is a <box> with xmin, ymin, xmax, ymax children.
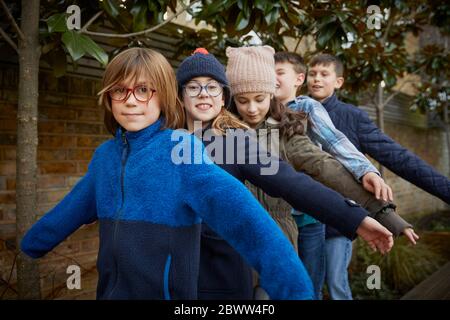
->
<box><xmin>269</xmin><ymin>98</ymin><xmax>308</xmax><ymax>139</ymax></box>
<box><xmin>98</xmin><ymin>47</ymin><xmax>184</xmax><ymax>135</ymax></box>
<box><xmin>229</xmin><ymin>95</ymin><xmax>307</xmax><ymax>139</ymax></box>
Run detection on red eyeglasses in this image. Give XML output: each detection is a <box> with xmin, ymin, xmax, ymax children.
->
<box><xmin>108</xmin><ymin>85</ymin><xmax>156</xmax><ymax>102</ymax></box>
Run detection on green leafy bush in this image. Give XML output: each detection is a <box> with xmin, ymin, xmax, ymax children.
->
<box><xmin>350</xmin><ymin>237</ymin><xmax>445</xmax><ymax>299</ymax></box>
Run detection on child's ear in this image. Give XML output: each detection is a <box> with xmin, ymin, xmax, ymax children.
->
<box><xmin>335</xmin><ymin>77</ymin><xmax>344</xmax><ymax>89</ymax></box>
<box><xmin>296</xmin><ymin>73</ymin><xmax>306</xmax><ymax>87</ymax></box>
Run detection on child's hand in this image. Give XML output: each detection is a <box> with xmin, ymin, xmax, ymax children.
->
<box><xmin>357</xmin><ymin>217</ymin><xmax>394</xmax><ymax>255</ymax></box>
<box><xmin>362</xmin><ymin>172</ymin><xmax>394</xmax><ymax>202</ymax></box>
<box><xmin>403</xmin><ymin>228</ymin><xmax>419</xmax><ymax>245</ymax></box>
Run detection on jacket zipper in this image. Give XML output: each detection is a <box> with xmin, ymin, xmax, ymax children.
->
<box><xmin>118</xmin><ymin>131</ymin><xmax>129</xmax><ymax>220</ymax></box>
<box><xmin>163</xmin><ymin>254</ymin><xmax>172</xmax><ymax>300</ymax></box>
<box><xmin>108</xmin><ymin>131</ymin><xmax>130</xmax><ymax>299</ymax></box>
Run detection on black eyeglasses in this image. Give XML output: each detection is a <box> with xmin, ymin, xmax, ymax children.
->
<box><xmin>108</xmin><ymin>85</ymin><xmax>156</xmax><ymax>102</ymax></box>
<box><xmin>183</xmin><ymin>81</ymin><xmax>224</xmax><ymax>97</ymax></box>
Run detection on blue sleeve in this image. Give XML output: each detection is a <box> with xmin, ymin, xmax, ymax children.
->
<box><xmin>20</xmin><ymin>160</ymin><xmax>98</xmax><ymax>258</ymax></box>
<box><xmin>356</xmin><ymin>109</ymin><xmax>450</xmax><ymax>204</ymax></box>
<box><xmin>305</xmin><ymin>99</ymin><xmax>380</xmax><ymax>180</ymax></box>
<box><xmin>231</xmin><ymin>137</ymin><xmax>368</xmax><ymax>239</ymax></box>
<box><xmin>183</xmin><ymin>136</ymin><xmax>314</xmax><ymax>300</ymax></box>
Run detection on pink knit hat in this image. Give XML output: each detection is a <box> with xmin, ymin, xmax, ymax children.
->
<box><xmin>225</xmin><ymin>45</ymin><xmax>276</xmax><ymax>96</ymax></box>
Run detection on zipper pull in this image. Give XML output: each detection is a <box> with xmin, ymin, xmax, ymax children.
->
<box><xmin>121</xmin><ymin>131</ymin><xmax>129</xmax><ymax>165</ymax></box>
<box><xmin>121</xmin><ymin>131</ymin><xmax>128</xmax><ymax>146</ymax></box>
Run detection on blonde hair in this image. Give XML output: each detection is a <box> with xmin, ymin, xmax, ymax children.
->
<box><xmin>211</xmin><ymin>108</ymin><xmax>250</xmax><ymax>135</ymax></box>
<box><xmin>98</xmin><ymin>47</ymin><xmax>184</xmax><ymax>135</ymax></box>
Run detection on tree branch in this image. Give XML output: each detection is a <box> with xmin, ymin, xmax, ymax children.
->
<box><xmin>383</xmin><ymin>79</ymin><xmax>416</xmax><ymax>107</ymax></box>
<box><xmin>0</xmin><ymin>0</ymin><xmax>24</xmax><ymax>40</ymax></box>
<box><xmin>80</xmin><ymin>0</ymin><xmax>201</xmax><ymax>39</ymax></box>
<box><xmin>0</xmin><ymin>26</ymin><xmax>18</xmax><ymax>53</ymax></box>
<box><xmin>380</xmin><ymin>8</ymin><xmax>395</xmax><ymax>45</ymax></box>
<box><xmin>80</xmin><ymin>10</ymin><xmax>103</xmax><ymax>33</ymax></box>
<box><xmin>382</xmin><ymin>87</ymin><xmax>402</xmax><ymax>107</ymax></box>
<box><xmin>294</xmin><ymin>35</ymin><xmax>303</xmax><ymax>52</ymax></box>
<box><xmin>367</xmin><ymin>88</ymin><xmax>377</xmax><ymax>105</ymax></box>
<box><xmin>382</xmin><ymin>65</ymin><xmax>427</xmax><ymax>107</ymax></box>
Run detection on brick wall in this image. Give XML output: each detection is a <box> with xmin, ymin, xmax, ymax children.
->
<box><xmin>0</xmin><ymin>65</ymin><xmax>108</xmax><ymax>299</ymax></box>
<box><xmin>0</xmin><ymin>63</ymin><xmax>449</xmax><ymax>299</ymax></box>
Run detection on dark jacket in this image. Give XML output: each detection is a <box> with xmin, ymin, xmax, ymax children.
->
<box><xmin>198</xmin><ymin>127</ymin><xmax>371</xmax><ymax>299</ymax></box>
<box><xmin>322</xmin><ymin>93</ymin><xmax>450</xmax><ymax>238</ymax></box>
<box><xmin>20</xmin><ymin>118</ymin><xmax>315</xmax><ymax>300</ymax></box>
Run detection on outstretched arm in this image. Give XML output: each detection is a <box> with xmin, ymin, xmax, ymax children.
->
<box><xmin>21</xmin><ymin>162</ymin><xmax>98</xmax><ymax>258</ymax></box>
<box><xmin>292</xmin><ymin>97</ymin><xmax>379</xmax><ymax>180</ymax></box>
<box><xmin>357</xmin><ymin>108</ymin><xmax>450</xmax><ymax>204</ymax></box>
<box><xmin>183</xmin><ymin>136</ymin><xmax>314</xmax><ymax>300</ymax></box>
<box><xmin>229</xmin><ymin>135</ymin><xmax>368</xmax><ymax>239</ymax></box>
<box><xmin>206</xmin><ymin>132</ymin><xmax>393</xmax><ymax>252</ymax></box>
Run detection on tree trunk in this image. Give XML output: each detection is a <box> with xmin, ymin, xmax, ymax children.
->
<box><xmin>376</xmin><ymin>83</ymin><xmax>385</xmax><ymax>177</ymax></box>
<box><xmin>15</xmin><ymin>0</ymin><xmax>41</xmax><ymax>300</ymax></box>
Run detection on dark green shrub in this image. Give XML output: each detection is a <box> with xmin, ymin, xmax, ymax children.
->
<box><xmin>350</xmin><ymin>237</ymin><xmax>445</xmax><ymax>299</ymax></box>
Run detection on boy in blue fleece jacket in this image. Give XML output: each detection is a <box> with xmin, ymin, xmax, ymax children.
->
<box><xmin>20</xmin><ymin>47</ymin><xmax>315</xmax><ymax>300</ymax></box>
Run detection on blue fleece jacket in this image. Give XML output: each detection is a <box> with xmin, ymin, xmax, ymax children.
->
<box><xmin>20</xmin><ymin>117</ymin><xmax>314</xmax><ymax>300</ymax></box>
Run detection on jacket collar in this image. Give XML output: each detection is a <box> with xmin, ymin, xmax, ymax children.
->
<box><xmin>321</xmin><ymin>93</ymin><xmax>339</xmax><ymax>113</ymax></box>
<box><xmin>115</xmin><ymin>117</ymin><xmax>165</xmax><ymax>149</ymax></box>
<box><xmin>286</xmin><ymin>99</ymin><xmax>297</xmax><ymax>109</ymax></box>
<box><xmin>286</xmin><ymin>95</ymin><xmax>308</xmax><ymax>108</ymax></box>
<box><xmin>255</xmin><ymin>117</ymin><xmax>279</xmax><ymax>130</ymax></box>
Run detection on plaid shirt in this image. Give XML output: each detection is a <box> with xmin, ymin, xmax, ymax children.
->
<box><xmin>287</xmin><ymin>95</ymin><xmax>379</xmax><ymax>180</ymax></box>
